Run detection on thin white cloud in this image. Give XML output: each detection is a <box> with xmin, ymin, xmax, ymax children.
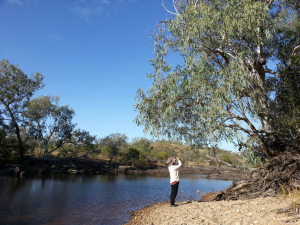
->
<box><xmin>101</xmin><ymin>0</ymin><xmax>110</xmax><ymax>5</ymax></box>
<box><xmin>71</xmin><ymin>0</ymin><xmax>138</xmax><ymax>21</ymax></box>
<box><xmin>6</xmin><ymin>0</ymin><xmax>39</xmax><ymax>6</ymax></box>
<box><xmin>117</xmin><ymin>0</ymin><xmax>138</xmax><ymax>2</ymax></box>
<box><xmin>7</xmin><ymin>0</ymin><xmax>23</xmax><ymax>5</ymax></box>
<box><xmin>95</xmin><ymin>6</ymin><xmax>104</xmax><ymax>14</ymax></box>
<box><xmin>71</xmin><ymin>3</ymin><xmax>105</xmax><ymax>21</ymax></box>
<box><xmin>7</xmin><ymin>0</ymin><xmax>38</xmax><ymax>5</ymax></box>
<box><xmin>92</xmin><ymin>0</ymin><xmax>110</xmax><ymax>4</ymax></box>
<box><xmin>73</xmin><ymin>6</ymin><xmax>94</xmax><ymax>21</ymax></box>
<box><xmin>49</xmin><ymin>34</ymin><xmax>63</xmax><ymax>45</ymax></box>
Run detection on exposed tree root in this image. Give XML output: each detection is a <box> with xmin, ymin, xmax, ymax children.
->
<box><xmin>212</xmin><ymin>151</ymin><xmax>300</xmax><ymax>201</ymax></box>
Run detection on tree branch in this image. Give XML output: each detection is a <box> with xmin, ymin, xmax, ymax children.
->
<box><xmin>76</xmin><ymin>150</ymin><xmax>99</xmax><ymax>159</ymax></box>
<box><xmin>265</xmin><ymin>67</ymin><xmax>281</xmax><ymax>78</ymax></box>
<box><xmin>161</xmin><ymin>0</ymin><xmax>180</xmax><ymax>16</ymax></box>
<box><xmin>215</xmin><ymin>48</ymin><xmax>231</xmax><ymax>64</ymax></box>
<box><xmin>266</xmin><ymin>0</ymin><xmax>275</xmax><ymax>8</ymax></box>
<box><xmin>225</xmin><ymin>124</ymin><xmax>253</xmax><ymax>135</ymax></box>
<box><xmin>205</xmin><ymin>154</ymin><xmax>240</xmax><ymax>168</ymax></box>
<box><xmin>208</xmin><ymin>132</ymin><xmax>219</xmax><ymax>145</ymax></box>
<box><xmin>292</xmin><ymin>45</ymin><xmax>300</xmax><ymax>56</ymax></box>
<box><xmin>173</xmin><ymin>0</ymin><xmax>181</xmax><ymax>16</ymax></box>
<box><xmin>47</xmin><ymin>145</ymin><xmax>62</xmax><ymax>155</ymax></box>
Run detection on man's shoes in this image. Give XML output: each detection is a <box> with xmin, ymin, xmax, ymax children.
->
<box><xmin>171</xmin><ymin>204</ymin><xmax>179</xmax><ymax>207</ymax></box>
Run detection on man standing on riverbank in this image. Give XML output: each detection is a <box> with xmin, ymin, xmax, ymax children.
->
<box><xmin>167</xmin><ymin>157</ymin><xmax>182</xmax><ymax>207</ymax></box>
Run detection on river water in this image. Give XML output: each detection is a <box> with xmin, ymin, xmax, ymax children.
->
<box><xmin>0</xmin><ymin>174</ymin><xmax>232</xmax><ymax>225</ymax></box>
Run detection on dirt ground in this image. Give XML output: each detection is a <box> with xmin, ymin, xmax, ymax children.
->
<box><xmin>126</xmin><ymin>196</ymin><xmax>300</xmax><ymax>225</ymax></box>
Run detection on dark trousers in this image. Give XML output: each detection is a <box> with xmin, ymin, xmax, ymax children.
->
<box><xmin>170</xmin><ymin>182</ymin><xmax>179</xmax><ymax>205</ymax></box>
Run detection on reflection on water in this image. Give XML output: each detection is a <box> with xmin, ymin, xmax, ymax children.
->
<box><xmin>0</xmin><ymin>174</ymin><xmax>232</xmax><ymax>225</ymax></box>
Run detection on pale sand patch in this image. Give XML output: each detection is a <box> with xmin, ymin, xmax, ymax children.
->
<box><xmin>126</xmin><ymin>196</ymin><xmax>300</xmax><ymax>225</ymax></box>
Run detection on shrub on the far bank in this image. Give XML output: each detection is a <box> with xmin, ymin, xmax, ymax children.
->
<box><xmin>155</xmin><ymin>151</ymin><xmax>168</xmax><ymax>161</ymax></box>
<box><xmin>220</xmin><ymin>151</ymin><xmax>242</xmax><ymax>166</ymax></box>
<box><xmin>135</xmin><ymin>158</ymin><xmax>151</xmax><ymax>170</ymax></box>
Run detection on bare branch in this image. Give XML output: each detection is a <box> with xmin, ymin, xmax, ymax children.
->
<box><xmin>47</xmin><ymin>146</ymin><xmax>61</xmax><ymax>155</ymax></box>
<box><xmin>206</xmin><ymin>132</ymin><xmax>218</xmax><ymax>145</ymax></box>
<box><xmin>225</xmin><ymin>124</ymin><xmax>253</xmax><ymax>134</ymax></box>
<box><xmin>266</xmin><ymin>0</ymin><xmax>275</xmax><ymax>8</ymax></box>
<box><xmin>215</xmin><ymin>48</ymin><xmax>234</xmax><ymax>64</ymax></box>
<box><xmin>173</xmin><ymin>0</ymin><xmax>181</xmax><ymax>16</ymax></box>
<box><xmin>292</xmin><ymin>45</ymin><xmax>300</xmax><ymax>56</ymax></box>
<box><xmin>265</xmin><ymin>67</ymin><xmax>281</xmax><ymax>78</ymax></box>
<box><xmin>76</xmin><ymin>150</ymin><xmax>99</xmax><ymax>159</ymax></box>
<box><xmin>205</xmin><ymin>154</ymin><xmax>240</xmax><ymax>168</ymax></box>
<box><xmin>194</xmin><ymin>0</ymin><xmax>200</xmax><ymax>8</ymax></box>
<box><xmin>161</xmin><ymin>0</ymin><xmax>179</xmax><ymax>16</ymax></box>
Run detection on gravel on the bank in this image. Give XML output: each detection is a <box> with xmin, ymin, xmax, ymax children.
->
<box><xmin>126</xmin><ymin>196</ymin><xmax>300</xmax><ymax>225</ymax></box>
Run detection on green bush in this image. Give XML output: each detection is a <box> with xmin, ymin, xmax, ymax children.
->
<box><xmin>155</xmin><ymin>151</ymin><xmax>168</xmax><ymax>160</ymax></box>
<box><xmin>220</xmin><ymin>151</ymin><xmax>241</xmax><ymax>166</ymax></box>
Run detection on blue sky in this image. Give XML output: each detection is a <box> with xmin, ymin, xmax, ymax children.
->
<box><xmin>0</xmin><ymin>0</ymin><xmax>235</xmax><ymax>151</ymax></box>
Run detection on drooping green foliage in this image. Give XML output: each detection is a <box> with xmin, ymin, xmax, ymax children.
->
<box><xmin>135</xmin><ymin>0</ymin><xmax>300</xmax><ymax>158</ymax></box>
<box><xmin>265</xmin><ymin>56</ymin><xmax>300</xmax><ymax>151</ymax></box>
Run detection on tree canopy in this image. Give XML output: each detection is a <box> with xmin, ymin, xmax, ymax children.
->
<box><xmin>24</xmin><ymin>95</ymin><xmax>76</xmax><ymax>157</ymax></box>
<box><xmin>0</xmin><ymin>59</ymin><xmax>44</xmax><ymax>158</ymax></box>
<box><xmin>135</xmin><ymin>0</ymin><xmax>300</xmax><ymax>158</ymax></box>
<box><xmin>98</xmin><ymin>133</ymin><xmax>128</xmax><ymax>161</ymax></box>
<box><xmin>0</xmin><ymin>60</ymin><xmax>95</xmax><ymax>159</ymax></box>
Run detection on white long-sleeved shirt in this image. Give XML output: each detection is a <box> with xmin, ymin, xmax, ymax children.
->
<box><xmin>168</xmin><ymin>160</ymin><xmax>182</xmax><ymax>184</ymax></box>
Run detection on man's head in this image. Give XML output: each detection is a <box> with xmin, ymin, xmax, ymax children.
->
<box><xmin>166</xmin><ymin>157</ymin><xmax>175</xmax><ymax>167</ymax></box>
<box><xmin>166</xmin><ymin>157</ymin><xmax>177</xmax><ymax>167</ymax></box>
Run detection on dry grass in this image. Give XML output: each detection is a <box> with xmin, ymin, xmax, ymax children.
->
<box><xmin>281</xmin><ymin>184</ymin><xmax>300</xmax><ymax>214</ymax></box>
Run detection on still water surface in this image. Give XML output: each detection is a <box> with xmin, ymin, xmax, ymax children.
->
<box><xmin>0</xmin><ymin>174</ymin><xmax>232</xmax><ymax>225</ymax></box>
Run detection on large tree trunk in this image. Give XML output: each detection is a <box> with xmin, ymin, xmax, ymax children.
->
<box><xmin>251</xmin><ymin>62</ymin><xmax>275</xmax><ymax>158</ymax></box>
<box><xmin>3</xmin><ymin>102</ymin><xmax>25</xmax><ymax>158</ymax></box>
<box><xmin>44</xmin><ymin>142</ymin><xmax>48</xmax><ymax>158</ymax></box>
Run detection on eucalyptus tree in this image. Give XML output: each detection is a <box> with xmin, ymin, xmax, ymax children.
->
<box><xmin>98</xmin><ymin>133</ymin><xmax>128</xmax><ymax>161</ymax></box>
<box><xmin>24</xmin><ymin>95</ymin><xmax>76</xmax><ymax>157</ymax></box>
<box><xmin>135</xmin><ymin>0</ymin><xmax>300</xmax><ymax>158</ymax></box>
<box><xmin>125</xmin><ymin>147</ymin><xmax>140</xmax><ymax>166</ymax></box>
<box><xmin>0</xmin><ymin>59</ymin><xmax>44</xmax><ymax>158</ymax></box>
<box><xmin>0</xmin><ymin>128</ymin><xmax>19</xmax><ymax>158</ymax></box>
<box><xmin>131</xmin><ymin>137</ymin><xmax>153</xmax><ymax>158</ymax></box>
<box><xmin>69</xmin><ymin>129</ymin><xmax>97</xmax><ymax>158</ymax></box>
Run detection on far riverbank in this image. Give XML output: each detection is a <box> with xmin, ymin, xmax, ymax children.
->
<box><xmin>0</xmin><ymin>157</ymin><xmax>250</xmax><ymax>181</ymax></box>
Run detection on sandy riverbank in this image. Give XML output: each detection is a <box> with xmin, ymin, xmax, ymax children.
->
<box><xmin>126</xmin><ymin>196</ymin><xmax>300</xmax><ymax>225</ymax></box>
